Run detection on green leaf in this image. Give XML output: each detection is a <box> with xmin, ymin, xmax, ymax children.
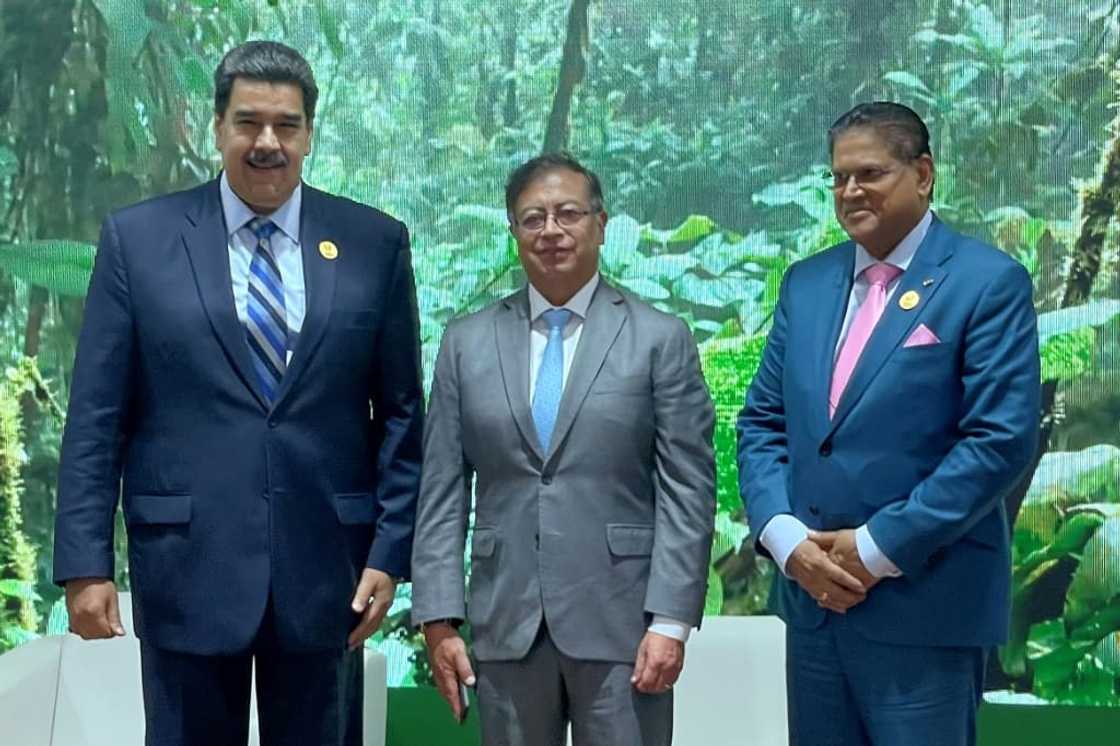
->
<box><xmin>601</xmin><ymin>214</ymin><xmax>641</xmax><ymax>275</ymax></box>
<box><xmin>672</xmin><ymin>273</ymin><xmax>760</xmax><ymax>310</ymax></box>
<box><xmin>1066</xmin><ymin>517</ymin><xmax>1120</xmax><ymax>627</ymax></box>
<box><xmin>452</xmin><ymin>205</ymin><xmax>510</xmax><ymax>229</ymax></box>
<box><xmin>1037</xmin><ymin>301</ymin><xmax>1120</xmax><ymax>347</ymax></box>
<box><xmin>615</xmin><ymin>277</ymin><xmax>670</xmax><ymax>301</ymax></box>
<box><xmin>46</xmin><ymin>598</ymin><xmax>70</xmax><ymax>636</ymax></box>
<box><xmin>704</xmin><ymin>565</ymin><xmax>725</xmax><ymax>616</ymax></box>
<box><xmin>667</xmin><ymin>214</ymin><xmax>715</xmax><ymax>244</ymax></box>
<box><xmin>0</xmin><ymin>240</ymin><xmax>98</xmax><ymax>296</ymax></box>
<box><xmin>0</xmin><ymin>579</ymin><xmax>40</xmax><ymax>602</ymax></box>
<box><xmin>1015</xmin><ymin>445</ymin><xmax>1120</xmax><ymax>548</ymax></box>
<box><xmin>1040</xmin><ymin>327</ymin><xmax>1095</xmax><ymax>382</ymax></box>
<box><xmin>752</xmin><ymin>171</ymin><xmax>833</xmax><ymax>221</ymax></box>
<box><xmin>713</xmin><ymin>510</ymin><xmax>750</xmax><ymax>557</ymax></box>
<box><xmin>883</xmin><ymin>71</ymin><xmax>933</xmax><ymax>96</ymax></box>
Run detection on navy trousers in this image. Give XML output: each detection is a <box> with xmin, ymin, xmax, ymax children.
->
<box><xmin>139</xmin><ymin>600</ymin><xmax>362</xmax><ymax>746</ymax></box>
<box><xmin>786</xmin><ymin>612</ymin><xmax>986</xmax><ymax>746</ymax></box>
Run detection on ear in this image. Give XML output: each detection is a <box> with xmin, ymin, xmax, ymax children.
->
<box><xmin>304</xmin><ymin>122</ymin><xmax>314</xmax><ymax>156</ymax></box>
<box><xmin>213</xmin><ymin>114</ymin><xmax>223</xmax><ymax>149</ymax></box>
<box><xmin>914</xmin><ymin>154</ymin><xmax>935</xmax><ymax>199</ymax></box>
<box><xmin>596</xmin><ymin>210</ymin><xmax>609</xmax><ymax>243</ymax></box>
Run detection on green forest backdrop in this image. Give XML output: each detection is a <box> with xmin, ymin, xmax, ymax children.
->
<box><xmin>1</xmin><ymin>0</ymin><xmax>1119</xmax><ymax>707</ymax></box>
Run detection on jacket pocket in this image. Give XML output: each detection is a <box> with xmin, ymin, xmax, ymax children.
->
<box><xmin>606</xmin><ymin>524</ymin><xmax>655</xmax><ymax>556</ymax></box>
<box><xmin>471</xmin><ymin>527</ymin><xmax>497</xmax><ymax>558</ymax></box>
<box><xmin>125</xmin><ymin>494</ymin><xmax>191</xmax><ymax>526</ymax></box>
<box><xmin>333</xmin><ymin>492</ymin><xmax>376</xmax><ymax>525</ymax></box>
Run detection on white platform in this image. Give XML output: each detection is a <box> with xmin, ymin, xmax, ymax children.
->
<box><xmin>0</xmin><ymin>593</ymin><xmax>387</xmax><ymax>746</ymax></box>
<box><xmin>563</xmin><ymin>614</ymin><xmax>789</xmax><ymax>746</ymax></box>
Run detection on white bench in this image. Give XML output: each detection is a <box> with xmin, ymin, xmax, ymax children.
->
<box><xmin>564</xmin><ymin>615</ymin><xmax>789</xmax><ymax>745</ymax></box>
<box><xmin>0</xmin><ymin>593</ymin><xmax>387</xmax><ymax>746</ymax></box>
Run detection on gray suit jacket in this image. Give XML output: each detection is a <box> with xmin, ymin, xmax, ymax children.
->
<box><xmin>411</xmin><ymin>279</ymin><xmax>715</xmax><ymax>663</ymax></box>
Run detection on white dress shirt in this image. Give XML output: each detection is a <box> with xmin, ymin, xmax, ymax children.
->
<box><xmin>219</xmin><ymin>172</ymin><xmax>307</xmax><ymax>363</ymax></box>
<box><xmin>759</xmin><ymin>209</ymin><xmax>933</xmax><ymax>579</ymax></box>
<box><xmin>527</xmin><ymin>274</ymin><xmax>691</xmax><ymax>642</ymax></box>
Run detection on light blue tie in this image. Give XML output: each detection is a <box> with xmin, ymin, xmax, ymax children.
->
<box><xmin>532</xmin><ymin>308</ymin><xmax>573</xmax><ymax>452</ymax></box>
<box><xmin>245</xmin><ymin>218</ymin><xmax>287</xmax><ymax>403</ymax></box>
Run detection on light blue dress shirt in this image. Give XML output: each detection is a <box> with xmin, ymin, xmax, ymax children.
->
<box><xmin>219</xmin><ymin>172</ymin><xmax>307</xmax><ymax>362</ymax></box>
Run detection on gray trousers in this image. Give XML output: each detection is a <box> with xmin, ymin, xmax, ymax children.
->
<box><xmin>475</xmin><ymin>625</ymin><xmax>673</xmax><ymax>746</ymax></box>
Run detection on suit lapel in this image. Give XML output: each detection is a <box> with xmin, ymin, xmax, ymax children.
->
<box><xmin>544</xmin><ymin>281</ymin><xmax>627</xmax><ymax>465</ymax></box>
<box><xmin>273</xmin><ymin>185</ymin><xmax>336</xmax><ymax>408</ymax></box>
<box><xmin>815</xmin><ymin>244</ymin><xmax>856</xmax><ymax>429</ymax></box>
<box><xmin>828</xmin><ymin>217</ymin><xmax>954</xmax><ymax>430</ymax></box>
<box><xmin>181</xmin><ymin>180</ymin><xmax>268</xmax><ymax>411</ymax></box>
<box><xmin>495</xmin><ymin>288</ymin><xmax>544</xmax><ymax>463</ymax></box>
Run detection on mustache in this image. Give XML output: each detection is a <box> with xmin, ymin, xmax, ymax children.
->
<box><xmin>247</xmin><ymin>151</ymin><xmax>288</xmax><ymax>168</ymax></box>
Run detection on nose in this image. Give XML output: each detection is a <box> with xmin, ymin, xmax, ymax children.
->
<box><xmin>539</xmin><ymin>212</ymin><xmax>564</xmax><ymax>236</ymax></box>
<box><xmin>839</xmin><ymin>175</ymin><xmax>864</xmax><ymax>198</ymax></box>
<box><xmin>255</xmin><ymin>125</ymin><xmax>280</xmax><ymax>150</ymax></box>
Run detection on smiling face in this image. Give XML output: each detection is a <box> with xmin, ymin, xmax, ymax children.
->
<box><xmin>214</xmin><ymin>78</ymin><xmax>312</xmax><ymax>214</ymax></box>
<box><xmin>830</xmin><ymin>127</ymin><xmax>934</xmax><ymax>259</ymax></box>
<box><xmin>510</xmin><ymin>168</ymin><xmax>607</xmax><ymax>306</ymax></box>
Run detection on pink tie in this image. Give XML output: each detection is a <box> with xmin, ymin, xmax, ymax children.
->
<box><xmin>829</xmin><ymin>263</ymin><xmax>903</xmax><ymax>418</ymax></box>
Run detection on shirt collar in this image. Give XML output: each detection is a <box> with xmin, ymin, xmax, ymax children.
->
<box><xmin>219</xmin><ymin>171</ymin><xmax>302</xmax><ymax>243</ymax></box>
<box><xmin>852</xmin><ymin>208</ymin><xmax>932</xmax><ymax>278</ymax></box>
<box><xmin>528</xmin><ymin>273</ymin><xmax>600</xmax><ymax>323</ymax></box>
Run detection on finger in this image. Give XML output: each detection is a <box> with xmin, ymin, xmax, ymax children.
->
<box><xmin>350</xmin><ymin>574</ymin><xmax>378</xmax><ymax>613</ymax></box>
<box><xmin>634</xmin><ymin>654</ymin><xmax>662</xmax><ymax>692</ymax></box>
<box><xmin>434</xmin><ymin>667</ymin><xmax>462</xmax><ymax>718</ymax></box>
<box><xmin>630</xmin><ymin>638</ymin><xmax>649</xmax><ymax>685</ymax></box>
<box><xmin>820</xmin><ymin>561</ymin><xmax>866</xmax><ymax>594</ymax></box>
<box><xmin>347</xmin><ymin>600</ymin><xmax>388</xmax><ymax>650</ymax></box>
<box><xmin>809</xmin><ymin>530</ymin><xmax>837</xmax><ymax>549</ymax></box>
<box><xmin>454</xmin><ymin>648</ymin><xmax>477</xmax><ymax>687</ymax></box>
<box><xmin>106</xmin><ymin>593</ymin><xmax>126</xmax><ymax>636</ymax></box>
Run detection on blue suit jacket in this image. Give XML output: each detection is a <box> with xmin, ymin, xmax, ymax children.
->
<box><xmin>53</xmin><ymin>179</ymin><xmax>424</xmax><ymax>655</ymax></box>
<box><xmin>737</xmin><ymin>216</ymin><xmax>1040</xmax><ymax>647</ymax></box>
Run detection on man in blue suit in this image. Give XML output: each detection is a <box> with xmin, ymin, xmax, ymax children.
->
<box><xmin>737</xmin><ymin>102</ymin><xmax>1040</xmax><ymax>745</ymax></box>
<box><xmin>52</xmin><ymin>41</ymin><xmax>423</xmax><ymax>746</ymax></box>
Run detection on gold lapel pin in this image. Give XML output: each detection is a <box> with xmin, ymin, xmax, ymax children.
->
<box><xmin>319</xmin><ymin>240</ymin><xmax>339</xmax><ymax>260</ymax></box>
<box><xmin>899</xmin><ymin>290</ymin><xmax>920</xmax><ymax>310</ymax></box>
<box><xmin>922</xmin><ymin>278</ymin><xmax>934</xmax><ymax>287</ymax></box>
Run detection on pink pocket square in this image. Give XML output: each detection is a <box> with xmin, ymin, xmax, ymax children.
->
<box><xmin>904</xmin><ymin>323</ymin><xmax>941</xmax><ymax>347</ymax></box>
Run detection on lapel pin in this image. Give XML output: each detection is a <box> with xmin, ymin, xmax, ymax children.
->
<box><xmin>319</xmin><ymin>241</ymin><xmax>338</xmax><ymax>260</ymax></box>
<box><xmin>922</xmin><ymin>278</ymin><xmax>934</xmax><ymax>287</ymax></box>
<box><xmin>899</xmin><ymin>290</ymin><xmax>920</xmax><ymax>310</ymax></box>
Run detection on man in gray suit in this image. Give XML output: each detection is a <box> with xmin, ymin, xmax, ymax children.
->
<box><xmin>411</xmin><ymin>152</ymin><xmax>715</xmax><ymax>745</ymax></box>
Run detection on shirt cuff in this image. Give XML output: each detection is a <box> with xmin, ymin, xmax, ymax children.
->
<box><xmin>758</xmin><ymin>514</ymin><xmax>810</xmax><ymax>577</ymax></box>
<box><xmin>648</xmin><ymin>616</ymin><xmax>691</xmax><ymax>642</ymax></box>
<box><xmin>855</xmin><ymin>524</ymin><xmax>903</xmax><ymax>578</ymax></box>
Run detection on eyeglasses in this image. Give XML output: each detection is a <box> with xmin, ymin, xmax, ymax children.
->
<box><xmin>824</xmin><ymin>167</ymin><xmax>900</xmax><ymax>191</ymax></box>
<box><xmin>515</xmin><ymin>207</ymin><xmax>596</xmax><ymax>233</ymax></box>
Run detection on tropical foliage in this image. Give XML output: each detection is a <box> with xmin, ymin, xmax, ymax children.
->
<box><xmin>1</xmin><ymin>0</ymin><xmax>1119</xmax><ymax>704</ymax></box>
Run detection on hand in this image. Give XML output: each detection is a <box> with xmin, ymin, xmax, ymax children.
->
<box><xmin>347</xmin><ymin>569</ymin><xmax>397</xmax><ymax>651</ymax></box>
<box><xmin>811</xmin><ymin>529</ymin><xmax>881</xmax><ymax>592</ymax></box>
<box><xmin>631</xmin><ymin>631</ymin><xmax>684</xmax><ymax>694</ymax></box>
<box><xmin>786</xmin><ymin>538</ymin><xmax>866</xmax><ymax>614</ymax></box>
<box><xmin>65</xmin><ymin>578</ymin><xmax>125</xmax><ymax>639</ymax></box>
<box><xmin>423</xmin><ymin>622</ymin><xmax>475</xmax><ymax>721</ymax></box>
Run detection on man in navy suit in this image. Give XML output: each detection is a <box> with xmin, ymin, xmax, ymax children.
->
<box><xmin>52</xmin><ymin>41</ymin><xmax>423</xmax><ymax>746</ymax></box>
<box><xmin>737</xmin><ymin>102</ymin><xmax>1040</xmax><ymax>745</ymax></box>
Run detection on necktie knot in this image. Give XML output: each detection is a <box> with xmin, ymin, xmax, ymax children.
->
<box><xmin>862</xmin><ymin>262</ymin><xmax>902</xmax><ymax>288</ymax></box>
<box><xmin>248</xmin><ymin>218</ymin><xmax>279</xmax><ymax>243</ymax></box>
<box><xmin>541</xmin><ymin>308</ymin><xmax>573</xmax><ymax>332</ymax></box>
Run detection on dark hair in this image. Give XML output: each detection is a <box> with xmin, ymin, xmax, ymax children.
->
<box><xmin>828</xmin><ymin>102</ymin><xmax>931</xmax><ymax>162</ymax></box>
<box><xmin>505</xmin><ymin>152</ymin><xmax>605</xmax><ymax>216</ymax></box>
<box><xmin>213</xmin><ymin>41</ymin><xmax>319</xmax><ymax>123</ymax></box>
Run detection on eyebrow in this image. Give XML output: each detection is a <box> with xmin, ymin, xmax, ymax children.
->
<box><xmin>231</xmin><ymin>109</ymin><xmax>304</xmax><ymax>124</ymax></box>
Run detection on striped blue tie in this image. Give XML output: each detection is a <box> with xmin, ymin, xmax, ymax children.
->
<box><xmin>245</xmin><ymin>218</ymin><xmax>287</xmax><ymax>403</ymax></box>
<box><xmin>532</xmin><ymin>308</ymin><xmax>572</xmax><ymax>452</ymax></box>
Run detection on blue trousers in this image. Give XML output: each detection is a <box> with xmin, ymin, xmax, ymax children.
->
<box><xmin>786</xmin><ymin>612</ymin><xmax>986</xmax><ymax>746</ymax></box>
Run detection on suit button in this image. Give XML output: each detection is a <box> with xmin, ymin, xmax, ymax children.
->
<box><xmin>267</xmin><ymin>420</ymin><xmax>277</xmax><ymax>429</ymax></box>
<box><xmin>818</xmin><ymin>440</ymin><xmax>832</xmax><ymax>457</ymax></box>
<box><xmin>809</xmin><ymin>506</ymin><xmax>820</xmax><ymax>516</ymax></box>
<box><xmin>541</xmin><ymin>475</ymin><xmax>553</xmax><ymax>485</ymax></box>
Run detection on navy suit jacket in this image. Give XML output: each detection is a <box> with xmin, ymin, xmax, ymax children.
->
<box><xmin>54</xmin><ymin>179</ymin><xmax>424</xmax><ymax>655</ymax></box>
<box><xmin>737</xmin><ymin>216</ymin><xmax>1040</xmax><ymax>647</ymax></box>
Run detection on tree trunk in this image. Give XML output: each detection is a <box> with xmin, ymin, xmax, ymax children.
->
<box><xmin>1004</xmin><ymin>64</ymin><xmax>1120</xmax><ymax>531</ymax></box>
<box><xmin>501</xmin><ymin>6</ymin><xmax>519</xmax><ymax>129</ymax></box>
<box><xmin>541</xmin><ymin>0</ymin><xmax>592</xmax><ymax>153</ymax></box>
